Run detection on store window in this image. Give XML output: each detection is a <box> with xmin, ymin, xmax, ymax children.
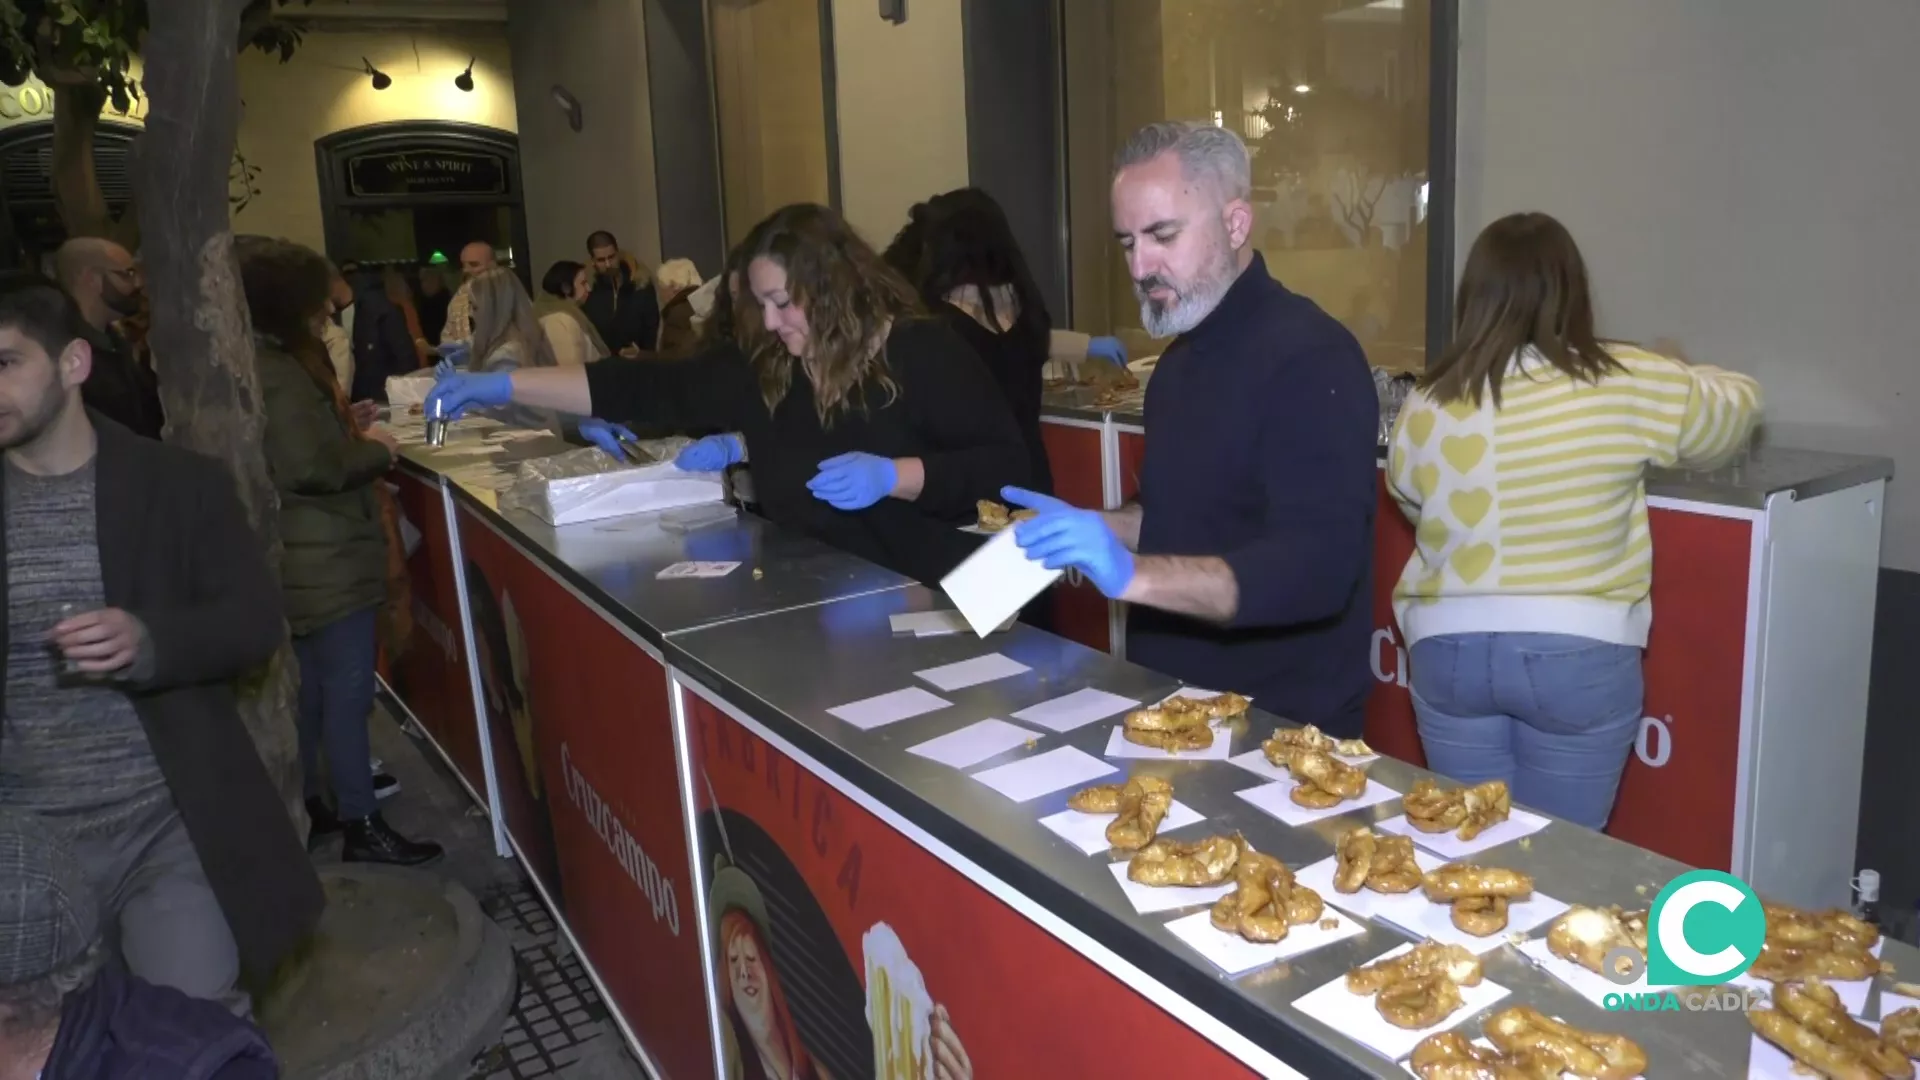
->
<box><xmin>1063</xmin><ymin>0</ymin><xmax>1436</xmax><ymax>373</ymax></box>
<box><xmin>709</xmin><ymin>0</ymin><xmax>836</xmax><ymax>247</ymax></box>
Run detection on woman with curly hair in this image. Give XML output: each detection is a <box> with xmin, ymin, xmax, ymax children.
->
<box><xmin>236</xmin><ymin>235</ymin><xmax>441</xmax><ymax>866</ymax></box>
<box><xmin>427</xmin><ymin>203</ymin><xmax>1030</xmax><ymax>583</ymax></box>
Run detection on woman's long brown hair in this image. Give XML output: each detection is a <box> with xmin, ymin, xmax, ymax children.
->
<box><xmin>737</xmin><ymin>203</ymin><xmax>920</xmax><ymax>425</ymax></box>
<box><xmin>1422</xmin><ymin>212</ymin><xmax>1624</xmax><ymax>407</ymax></box>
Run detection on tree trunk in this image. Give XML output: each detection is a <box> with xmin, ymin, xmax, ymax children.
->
<box><xmin>133</xmin><ymin>0</ymin><xmax>306</xmax><ymax>835</ymax></box>
<box><xmin>50</xmin><ymin>82</ymin><xmax>113</xmax><ymax>239</ymax></box>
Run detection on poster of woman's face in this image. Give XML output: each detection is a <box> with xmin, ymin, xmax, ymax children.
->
<box><xmin>465</xmin><ymin>559</ymin><xmax>563</xmax><ymax>903</ymax></box>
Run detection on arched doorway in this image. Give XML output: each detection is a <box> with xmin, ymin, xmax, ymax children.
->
<box><xmin>0</xmin><ymin>118</ymin><xmax>142</xmax><ymax>268</ymax></box>
<box><xmin>314</xmin><ymin>121</ymin><xmax>530</xmax><ymax>284</ymax></box>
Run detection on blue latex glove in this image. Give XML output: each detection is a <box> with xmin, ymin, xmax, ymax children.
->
<box><xmin>1086</xmin><ymin>336</ymin><xmax>1128</xmax><ymax>367</ymax></box>
<box><xmin>1004</xmin><ymin>485</ymin><xmax>1135</xmax><ymax>598</ymax></box>
<box><xmin>675</xmin><ymin>434</ymin><xmax>744</xmax><ymax>472</ymax></box>
<box><xmin>423</xmin><ymin>369</ymin><xmax>512</xmax><ymax>421</ymax></box>
<box><xmin>577</xmin><ymin>418</ymin><xmax>637</xmax><ymax>460</ymax></box>
<box><xmin>807</xmin><ymin>452</ymin><xmax>898</xmax><ymax>511</ymax></box>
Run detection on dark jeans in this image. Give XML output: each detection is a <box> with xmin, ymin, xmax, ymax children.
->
<box><xmin>1408</xmin><ymin>632</ymin><xmax>1643</xmax><ymax>831</ymax></box>
<box><xmin>293</xmin><ymin>605</ymin><xmax>380</xmax><ymax>821</ymax></box>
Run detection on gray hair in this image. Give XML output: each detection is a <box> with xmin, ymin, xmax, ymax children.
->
<box><xmin>0</xmin><ymin>939</ymin><xmax>104</xmax><ymax>1039</ymax></box>
<box><xmin>1113</xmin><ymin>121</ymin><xmax>1253</xmax><ymax>203</ymax></box>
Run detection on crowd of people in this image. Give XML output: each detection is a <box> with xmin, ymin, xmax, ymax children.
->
<box><xmin>0</xmin><ymin>116</ymin><xmax>1759</xmax><ymax>1076</ymax></box>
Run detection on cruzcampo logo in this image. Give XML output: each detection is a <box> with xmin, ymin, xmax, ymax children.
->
<box><xmin>1645</xmin><ymin>869</ymin><xmax>1767</xmax><ymax>985</ymax></box>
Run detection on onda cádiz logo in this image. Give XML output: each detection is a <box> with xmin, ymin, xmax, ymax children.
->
<box><xmin>1602</xmin><ymin>870</ymin><xmax>1768</xmax><ymax>1012</ymax></box>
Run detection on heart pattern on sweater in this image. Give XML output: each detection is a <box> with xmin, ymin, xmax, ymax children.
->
<box><xmin>1412</xmin><ymin>463</ymin><xmax>1440</xmax><ymax>500</ymax></box>
<box><xmin>1449</xmin><ymin>488</ymin><xmax>1493</xmax><ymax>528</ymax></box>
<box><xmin>1441</xmin><ymin>434</ymin><xmax>1488</xmax><ymax>474</ymax></box>
<box><xmin>1452</xmin><ymin>542</ymin><xmax>1496</xmax><ymax>584</ymax></box>
<box><xmin>1405</xmin><ymin>409</ymin><xmax>1436</xmax><ymax>448</ymax></box>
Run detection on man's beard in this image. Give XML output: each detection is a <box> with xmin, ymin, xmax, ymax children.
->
<box><xmin>0</xmin><ymin>380</ymin><xmax>71</xmax><ymax>452</ymax></box>
<box><xmin>1134</xmin><ymin>248</ymin><xmax>1237</xmax><ymax>338</ymax></box>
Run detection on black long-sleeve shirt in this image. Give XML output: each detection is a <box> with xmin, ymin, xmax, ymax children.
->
<box><xmin>1128</xmin><ymin>253</ymin><xmax>1379</xmax><ymax>736</ymax></box>
<box><xmin>932</xmin><ymin>302</ymin><xmax>1053</xmax><ymax>497</ymax></box>
<box><xmin>583</xmin><ymin>318</ymin><xmax>1030</xmax><ymax>584</ymax></box>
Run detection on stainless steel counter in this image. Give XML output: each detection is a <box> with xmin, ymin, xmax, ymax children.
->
<box><xmin>1042</xmin><ymin>398</ymin><xmax>1895</xmax><ymax>509</ymax></box>
<box><xmin>665</xmin><ymin>582</ymin><xmax>1919</xmax><ymax>1077</ymax></box>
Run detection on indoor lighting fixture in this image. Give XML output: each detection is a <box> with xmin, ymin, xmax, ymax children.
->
<box><xmin>1293</xmin><ymin>83</ymin><xmax>1312</xmax><ymax>94</ymax></box>
<box><xmin>362</xmin><ymin>57</ymin><xmax>391</xmax><ymax>91</ymax></box>
<box><xmin>551</xmin><ymin>85</ymin><xmax>584</xmax><ymax>133</ymax></box>
<box><xmin>454</xmin><ymin>58</ymin><xmax>475</xmax><ymax>92</ymax></box>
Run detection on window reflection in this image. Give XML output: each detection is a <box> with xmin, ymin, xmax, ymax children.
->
<box><xmin>1064</xmin><ymin>0</ymin><xmax>1433</xmax><ymax>373</ymax></box>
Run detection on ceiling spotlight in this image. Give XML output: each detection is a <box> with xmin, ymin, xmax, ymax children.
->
<box><xmin>551</xmin><ymin>84</ymin><xmax>583</xmax><ymax>133</ymax></box>
<box><xmin>455</xmin><ymin>58</ymin><xmax>475</xmax><ymax>93</ymax></box>
<box><xmin>1293</xmin><ymin>83</ymin><xmax>1312</xmax><ymax>94</ymax></box>
<box><xmin>363</xmin><ymin>57</ymin><xmax>391</xmax><ymax>91</ymax></box>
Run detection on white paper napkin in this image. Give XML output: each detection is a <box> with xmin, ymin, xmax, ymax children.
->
<box><xmin>1295</xmin><ymin>850</ymin><xmax>1448</xmax><ymax>924</ymax></box>
<box><xmin>1235</xmin><ymin>777</ymin><xmax>1401</xmax><ymax>826</ymax></box>
<box><xmin>971</xmin><ymin>747</ymin><xmax>1117</xmax><ymax>802</ymax></box>
<box><xmin>905</xmin><ymin>719</ymin><xmax>1039</xmax><ymax>769</ymax></box>
<box><xmin>914</xmin><ymin>653</ymin><xmax>1031</xmax><ymax>692</ymax></box>
<box><xmin>939</xmin><ymin>528</ymin><xmax>1063</xmax><ymax>637</ymax></box>
<box><xmin>1376</xmin><ymin>889</ymin><xmax>1570</xmax><ymax>956</ymax></box>
<box><xmin>1291</xmin><ymin>942</ymin><xmax>1510</xmax><ymax>1063</ymax></box>
<box><xmin>826</xmin><ymin>686</ymin><xmax>951</xmax><ymax>731</ymax></box>
<box><xmin>1165</xmin><ymin>906</ymin><xmax>1367</xmax><ymax>976</ymax></box>
<box><xmin>1012</xmin><ymin>688</ymin><xmax>1141</xmax><ymax>733</ymax></box>
<box><xmin>1037</xmin><ymin>801</ymin><xmax>1206</xmax><ymax>856</ymax></box>
<box><xmin>655</xmin><ymin>560</ymin><xmax>740</xmax><ymax>579</ymax></box>
<box><xmin>1105</xmin><ymin>859</ymin><xmax>1236</xmax><ymax>915</ymax></box>
<box><xmin>1377</xmin><ymin>808</ymin><xmax>1552</xmax><ymax>859</ymax></box>
<box><xmin>1881</xmin><ymin>989</ymin><xmax>1920</xmax><ymax>1019</ymax></box>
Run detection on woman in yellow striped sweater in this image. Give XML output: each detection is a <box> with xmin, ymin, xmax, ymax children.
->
<box><xmin>1386</xmin><ymin>213</ymin><xmax>1761</xmax><ymax>830</ymax></box>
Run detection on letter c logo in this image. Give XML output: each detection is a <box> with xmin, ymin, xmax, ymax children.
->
<box><xmin>1645</xmin><ymin>870</ymin><xmax>1766</xmax><ymax>985</ymax></box>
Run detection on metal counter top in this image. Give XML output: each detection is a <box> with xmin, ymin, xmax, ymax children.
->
<box><xmin>1040</xmin><ymin>401</ymin><xmax>1894</xmax><ymax>509</ymax></box>
<box><xmin>666</xmin><ymin>582</ymin><xmax>1920</xmax><ymax>1078</ymax></box>
<box><xmin>392</xmin><ymin>420</ymin><xmax>912</xmax><ymax>644</ymax></box>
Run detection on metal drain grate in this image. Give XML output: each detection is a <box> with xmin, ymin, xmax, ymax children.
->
<box><xmin>467</xmin><ymin>884</ymin><xmax>631</xmax><ymax>1078</ymax></box>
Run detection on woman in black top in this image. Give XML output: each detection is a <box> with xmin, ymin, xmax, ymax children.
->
<box><xmin>426</xmin><ymin>203</ymin><xmax>1030</xmax><ymax>585</ymax></box>
<box><xmin>884</xmin><ymin>188</ymin><xmax>1054</xmax><ymax>497</ymax></box>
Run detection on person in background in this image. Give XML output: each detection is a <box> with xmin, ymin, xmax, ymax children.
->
<box><xmin>1006</xmin><ymin>121</ymin><xmax>1379</xmax><ymax>737</ymax></box>
<box><xmin>439</xmin><ymin>240</ymin><xmax>498</xmax><ymax>347</ymax></box>
<box><xmin>1386</xmin><ymin>213</ymin><xmax>1762</xmax><ymax>830</ymax></box>
<box><xmin>0</xmin><ymin>272</ymin><xmax>323</xmax><ymax>1012</ymax></box>
<box><xmin>345</xmin><ymin>265</ymin><xmax>419</xmax><ymax>404</ymax></box>
<box><xmin>0</xmin><ymin>810</ymin><xmax>278</xmax><ymax>1079</ymax></box>
<box><xmin>886</xmin><ymin>188</ymin><xmax>1056</xmax><ymax>499</ymax></box>
<box><xmin>427</xmin><ymin>203</ymin><xmax>1031</xmax><ymax>585</ymax></box>
<box><xmin>466</xmin><ymin>266</ymin><xmax>564</xmax><ymax>435</ymax></box>
<box><xmin>52</xmin><ymin>237</ymin><xmax>162</xmax><ymax>440</ymax></box>
<box><xmin>321</xmin><ymin>267</ymin><xmax>356</xmax><ymax>392</ymax></box>
<box><xmin>383</xmin><ymin>266</ymin><xmax>432</xmax><ymax>367</ymax></box>
<box><xmin>235</xmin><ymin>237</ymin><xmax>443</xmax><ymax>867</ymax></box>
<box><xmin>416</xmin><ymin>266</ymin><xmax>451</xmax><ymax>348</ymax></box>
<box><xmin>651</xmin><ymin>257</ymin><xmax>704</xmax><ymax>354</ymax></box>
<box><xmin>535</xmin><ymin>260</ymin><xmax>610</xmax><ymax>366</ymax></box>
<box><xmin>583</xmin><ymin>230</ymin><xmax>659</xmax><ymax>357</ymax></box>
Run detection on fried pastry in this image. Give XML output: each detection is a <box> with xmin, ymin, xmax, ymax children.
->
<box><xmin>1122</xmin><ymin>694</ymin><xmax>1240</xmax><ymax>753</ymax></box>
<box><xmin>1546</xmin><ymin>906</ymin><xmax>1650</xmax><ymax>977</ymax></box>
<box><xmin>1377</xmin><ymin>974</ymin><xmax>1465</xmax><ymax>1030</ymax></box>
<box><xmin>1347</xmin><ymin>942</ymin><xmax>1483</xmax><ymax>994</ymax></box>
<box><xmin>1483</xmin><ymin>1007</ymin><xmax>1648</xmax><ymax>1080</ymax></box>
<box><xmin>1451</xmin><ymin>896</ymin><xmax>1510</xmax><ymax>936</ymax></box>
<box><xmin>1102</xmin><ymin>776</ymin><xmax>1174</xmax><ymax>851</ymax></box>
<box><xmin>973</xmin><ymin>500</ymin><xmax>1035</xmax><ymax>533</ymax></box>
<box><xmin>1882</xmin><ymin>1007</ymin><xmax>1920</xmax><ymax>1059</ymax></box>
<box><xmin>1404</xmin><ymin>779</ymin><xmax>1512</xmax><ymax>840</ymax></box>
<box><xmin>1749</xmin><ymin>1007</ymin><xmax>1883</xmax><ymax>1080</ymax></box>
<box><xmin>1208</xmin><ymin>851</ymin><xmax>1325</xmax><ymax>943</ymax></box>
<box><xmin>1127</xmin><ymin>834</ymin><xmax>1241</xmax><ymax>887</ymax></box>
<box><xmin>1262</xmin><ymin>723</ymin><xmax>1374</xmax><ymax>761</ymax></box>
<box><xmin>1749</xmin><ymin>902</ymin><xmax>1883</xmax><ymax>982</ymax></box>
<box><xmin>1773</xmin><ymin>980</ymin><xmax>1913</xmax><ymax>1079</ymax></box>
<box><xmin>1333</xmin><ymin>827</ymin><xmax>1376</xmax><ymax>893</ymax></box>
<box><xmin>1284</xmin><ymin>748</ymin><xmax>1368</xmax><ymax>808</ymax></box>
<box><xmin>1421</xmin><ymin>864</ymin><xmax>1532</xmax><ymax>936</ymax></box>
<box><xmin>1122</xmin><ymin>724</ymin><xmax>1214</xmax><ymax>752</ymax></box>
<box><xmin>1408</xmin><ymin>1033</ymin><xmax>1548</xmax><ymax>1080</ymax></box>
<box><xmin>1067</xmin><ymin>783</ymin><xmax>1123</xmax><ymax>814</ymax></box>
<box><xmin>1366</xmin><ymin>834</ymin><xmax>1423</xmax><ymax>893</ymax></box>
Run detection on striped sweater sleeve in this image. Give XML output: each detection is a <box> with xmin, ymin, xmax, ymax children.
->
<box><xmin>1670</xmin><ymin>364</ymin><xmax>1763</xmax><ymax>468</ymax></box>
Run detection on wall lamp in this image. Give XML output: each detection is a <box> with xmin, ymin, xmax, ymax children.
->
<box><xmin>362</xmin><ymin>57</ymin><xmax>391</xmax><ymax>91</ymax></box>
<box><xmin>455</xmin><ymin>58</ymin><xmax>475</xmax><ymax>93</ymax></box>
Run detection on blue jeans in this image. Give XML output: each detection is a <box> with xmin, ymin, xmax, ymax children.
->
<box><xmin>293</xmin><ymin>605</ymin><xmax>380</xmax><ymax>821</ymax></box>
<box><xmin>1408</xmin><ymin>632</ymin><xmax>1643</xmax><ymax>831</ymax></box>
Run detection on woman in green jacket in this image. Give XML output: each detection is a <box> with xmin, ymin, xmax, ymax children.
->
<box><xmin>236</xmin><ymin>236</ymin><xmax>441</xmax><ymax>866</ymax></box>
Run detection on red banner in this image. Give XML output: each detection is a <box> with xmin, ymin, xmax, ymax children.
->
<box><xmin>1364</xmin><ymin>476</ymin><xmax>1751</xmax><ymax>870</ymax></box>
<box><xmin>687</xmin><ymin>694</ymin><xmax>1259</xmax><ymax>1080</ymax></box>
<box><xmin>391</xmin><ymin>469</ymin><xmax>485</xmax><ymax>793</ymax></box>
<box><xmin>458</xmin><ymin>508</ymin><xmax>716</xmax><ymax>1080</ymax></box>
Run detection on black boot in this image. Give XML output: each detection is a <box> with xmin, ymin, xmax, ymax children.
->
<box><xmin>342</xmin><ymin>811</ymin><xmax>444</xmax><ymax>866</ymax></box>
<box><xmin>306</xmin><ymin>797</ymin><xmax>342</xmax><ymax>852</ymax></box>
